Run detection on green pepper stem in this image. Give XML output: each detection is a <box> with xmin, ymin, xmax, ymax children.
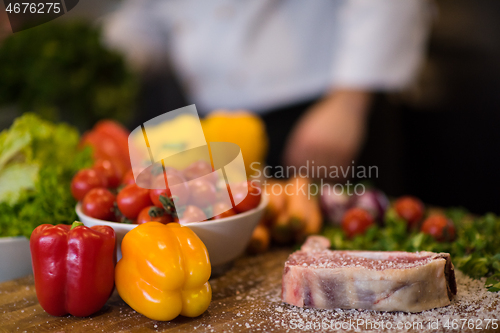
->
<box><xmin>71</xmin><ymin>221</ymin><xmax>84</xmax><ymax>230</ymax></box>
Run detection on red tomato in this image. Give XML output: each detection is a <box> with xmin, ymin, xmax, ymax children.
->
<box><xmin>180</xmin><ymin>205</ymin><xmax>207</xmax><ymax>223</ymax></box>
<box><xmin>215</xmin><ymin>187</ymin><xmax>231</xmax><ymax>202</ymax></box>
<box><xmin>421</xmin><ymin>214</ymin><xmax>456</xmax><ymax>242</ymax></box>
<box><xmin>188</xmin><ymin>179</ymin><xmax>216</xmax><ymax>208</ymax></box>
<box><xmin>166</xmin><ymin>172</ymin><xmax>190</xmax><ymax>208</ymax></box>
<box><xmin>394</xmin><ymin>196</ymin><xmax>424</xmax><ymax>228</ymax></box>
<box><xmin>71</xmin><ymin>169</ymin><xmax>108</xmax><ymax>201</ymax></box>
<box><xmin>149</xmin><ymin>172</ymin><xmax>189</xmax><ymax>208</ymax></box>
<box><xmin>122</xmin><ymin>169</ymin><xmax>135</xmax><ymax>185</ymax></box>
<box><xmin>80</xmin><ymin>131</ymin><xmax>129</xmax><ymax>175</ymax></box>
<box><xmin>136</xmin><ymin>206</ymin><xmax>174</xmax><ymax>225</ymax></box>
<box><xmin>231</xmin><ymin>180</ymin><xmax>262</xmax><ymax>213</ymax></box>
<box><xmin>212</xmin><ymin>202</ymin><xmax>237</xmax><ymax>220</ymax></box>
<box><xmin>93</xmin><ymin>159</ymin><xmax>122</xmax><ymax>188</ymax></box>
<box><xmin>80</xmin><ymin>120</ymin><xmax>131</xmax><ymax>176</ymax></box>
<box><xmin>117</xmin><ymin>184</ymin><xmax>153</xmax><ymax>219</ymax></box>
<box><xmin>342</xmin><ymin>208</ymin><xmax>374</xmax><ymax>238</ymax></box>
<box><xmin>183</xmin><ymin>160</ymin><xmax>218</xmax><ymax>184</ymax></box>
<box><xmin>93</xmin><ymin>120</ymin><xmax>130</xmax><ymax>147</ymax></box>
<box><xmin>149</xmin><ymin>189</ymin><xmax>169</xmax><ymax>209</ymax></box>
<box><xmin>82</xmin><ymin>188</ymin><xmax>115</xmax><ymax>220</ymax></box>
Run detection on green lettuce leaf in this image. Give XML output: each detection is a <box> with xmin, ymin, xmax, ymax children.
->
<box><xmin>0</xmin><ymin>163</ymin><xmax>38</xmax><ymax>204</ymax></box>
<box><xmin>0</xmin><ymin>113</ymin><xmax>93</xmax><ymax>238</ymax></box>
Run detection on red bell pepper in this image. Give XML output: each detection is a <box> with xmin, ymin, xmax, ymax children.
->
<box><xmin>30</xmin><ymin>222</ymin><xmax>116</xmax><ymax>317</ymax></box>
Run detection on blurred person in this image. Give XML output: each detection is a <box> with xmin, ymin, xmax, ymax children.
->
<box><xmin>103</xmin><ymin>0</ymin><xmax>432</xmax><ymax>177</ymax></box>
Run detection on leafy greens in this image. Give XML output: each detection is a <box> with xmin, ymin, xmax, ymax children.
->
<box><xmin>322</xmin><ymin>208</ymin><xmax>500</xmax><ymax>292</ymax></box>
<box><xmin>0</xmin><ymin>113</ymin><xmax>92</xmax><ymax>238</ymax></box>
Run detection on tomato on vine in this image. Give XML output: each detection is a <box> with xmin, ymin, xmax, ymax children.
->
<box><xmin>136</xmin><ymin>206</ymin><xmax>174</xmax><ymax>225</ymax></box>
<box><xmin>93</xmin><ymin>159</ymin><xmax>122</xmax><ymax>188</ymax></box>
<box><xmin>149</xmin><ymin>172</ymin><xmax>189</xmax><ymax>208</ymax></box>
<box><xmin>212</xmin><ymin>202</ymin><xmax>237</xmax><ymax>220</ymax></box>
<box><xmin>180</xmin><ymin>205</ymin><xmax>207</xmax><ymax>223</ymax></box>
<box><xmin>82</xmin><ymin>188</ymin><xmax>115</xmax><ymax>220</ymax></box>
<box><xmin>188</xmin><ymin>179</ymin><xmax>216</xmax><ymax>208</ymax></box>
<box><xmin>342</xmin><ymin>208</ymin><xmax>374</xmax><ymax>238</ymax></box>
<box><xmin>421</xmin><ymin>214</ymin><xmax>456</xmax><ymax>242</ymax></box>
<box><xmin>117</xmin><ymin>184</ymin><xmax>152</xmax><ymax>219</ymax></box>
<box><xmin>71</xmin><ymin>169</ymin><xmax>107</xmax><ymax>201</ymax></box>
<box><xmin>394</xmin><ymin>196</ymin><xmax>424</xmax><ymax>228</ymax></box>
<box><xmin>231</xmin><ymin>180</ymin><xmax>262</xmax><ymax>213</ymax></box>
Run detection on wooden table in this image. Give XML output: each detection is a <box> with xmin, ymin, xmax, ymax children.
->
<box><xmin>1</xmin><ymin>248</ymin><xmax>499</xmax><ymax>332</ymax></box>
<box><xmin>0</xmin><ymin>248</ymin><xmax>288</xmax><ymax>333</ymax></box>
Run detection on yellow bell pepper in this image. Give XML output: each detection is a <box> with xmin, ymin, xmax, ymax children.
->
<box><xmin>115</xmin><ymin>222</ymin><xmax>212</xmax><ymax>321</ymax></box>
<box><xmin>202</xmin><ymin>110</ymin><xmax>268</xmax><ymax>176</ymax></box>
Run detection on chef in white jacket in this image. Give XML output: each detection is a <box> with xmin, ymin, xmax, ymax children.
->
<box><xmin>104</xmin><ymin>0</ymin><xmax>432</xmax><ymax>174</ymax></box>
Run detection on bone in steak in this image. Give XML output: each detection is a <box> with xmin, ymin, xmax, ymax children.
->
<box><xmin>282</xmin><ymin>236</ymin><xmax>457</xmax><ymax>312</ymax></box>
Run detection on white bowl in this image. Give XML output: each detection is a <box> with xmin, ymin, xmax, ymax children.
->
<box><xmin>76</xmin><ymin>195</ymin><xmax>268</xmax><ymax>267</ymax></box>
<box><xmin>0</xmin><ymin>236</ymin><xmax>32</xmax><ymax>282</ymax></box>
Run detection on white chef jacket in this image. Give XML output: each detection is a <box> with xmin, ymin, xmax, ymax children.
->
<box><xmin>104</xmin><ymin>0</ymin><xmax>432</xmax><ymax>114</ymax></box>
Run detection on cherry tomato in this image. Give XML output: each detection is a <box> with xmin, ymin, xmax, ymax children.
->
<box><xmin>342</xmin><ymin>208</ymin><xmax>374</xmax><ymax>238</ymax></box>
<box><xmin>93</xmin><ymin>159</ymin><xmax>122</xmax><ymax>188</ymax></box>
<box><xmin>421</xmin><ymin>214</ymin><xmax>456</xmax><ymax>242</ymax></box>
<box><xmin>93</xmin><ymin>120</ymin><xmax>130</xmax><ymax>148</ymax></box>
<box><xmin>91</xmin><ymin>120</ymin><xmax>131</xmax><ymax>173</ymax></box>
<box><xmin>82</xmin><ymin>188</ymin><xmax>115</xmax><ymax>220</ymax></box>
<box><xmin>183</xmin><ymin>160</ymin><xmax>218</xmax><ymax>184</ymax></box>
<box><xmin>136</xmin><ymin>206</ymin><xmax>174</xmax><ymax>225</ymax></box>
<box><xmin>122</xmin><ymin>169</ymin><xmax>135</xmax><ymax>186</ymax></box>
<box><xmin>80</xmin><ymin>131</ymin><xmax>129</xmax><ymax>176</ymax></box>
<box><xmin>131</xmin><ymin>168</ymin><xmax>155</xmax><ymax>188</ymax></box>
<box><xmin>117</xmin><ymin>183</ymin><xmax>153</xmax><ymax>219</ymax></box>
<box><xmin>212</xmin><ymin>201</ymin><xmax>237</xmax><ymax>220</ymax></box>
<box><xmin>149</xmin><ymin>188</ymin><xmax>169</xmax><ymax>209</ymax></box>
<box><xmin>149</xmin><ymin>172</ymin><xmax>189</xmax><ymax>208</ymax></box>
<box><xmin>394</xmin><ymin>196</ymin><xmax>424</xmax><ymax>228</ymax></box>
<box><xmin>180</xmin><ymin>205</ymin><xmax>207</xmax><ymax>223</ymax></box>
<box><xmin>188</xmin><ymin>179</ymin><xmax>216</xmax><ymax>208</ymax></box>
<box><xmin>71</xmin><ymin>169</ymin><xmax>107</xmax><ymax>201</ymax></box>
<box><xmin>231</xmin><ymin>180</ymin><xmax>262</xmax><ymax>213</ymax></box>
<box><xmin>215</xmin><ymin>186</ymin><xmax>231</xmax><ymax>202</ymax></box>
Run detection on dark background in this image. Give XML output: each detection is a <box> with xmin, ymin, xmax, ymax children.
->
<box><xmin>1</xmin><ymin>0</ymin><xmax>499</xmax><ymax>215</ymax></box>
<box><xmin>358</xmin><ymin>0</ymin><xmax>500</xmax><ymax>215</ymax></box>
<box><xmin>132</xmin><ymin>0</ymin><xmax>500</xmax><ymax>215</ymax></box>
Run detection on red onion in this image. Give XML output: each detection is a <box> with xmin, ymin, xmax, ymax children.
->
<box><xmin>320</xmin><ymin>185</ymin><xmax>351</xmax><ymax>226</ymax></box>
<box><xmin>350</xmin><ymin>189</ymin><xmax>389</xmax><ymax>223</ymax></box>
<box><xmin>320</xmin><ymin>186</ymin><xmax>389</xmax><ymax>226</ymax></box>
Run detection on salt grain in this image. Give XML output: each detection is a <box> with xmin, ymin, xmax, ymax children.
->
<box><xmin>262</xmin><ymin>271</ymin><xmax>499</xmax><ymax>332</ymax></box>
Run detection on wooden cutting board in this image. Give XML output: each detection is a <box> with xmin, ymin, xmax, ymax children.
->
<box><xmin>0</xmin><ymin>248</ymin><xmax>498</xmax><ymax>332</ymax></box>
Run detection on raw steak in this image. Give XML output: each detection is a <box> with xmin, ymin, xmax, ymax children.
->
<box><xmin>282</xmin><ymin>236</ymin><xmax>457</xmax><ymax>312</ymax></box>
